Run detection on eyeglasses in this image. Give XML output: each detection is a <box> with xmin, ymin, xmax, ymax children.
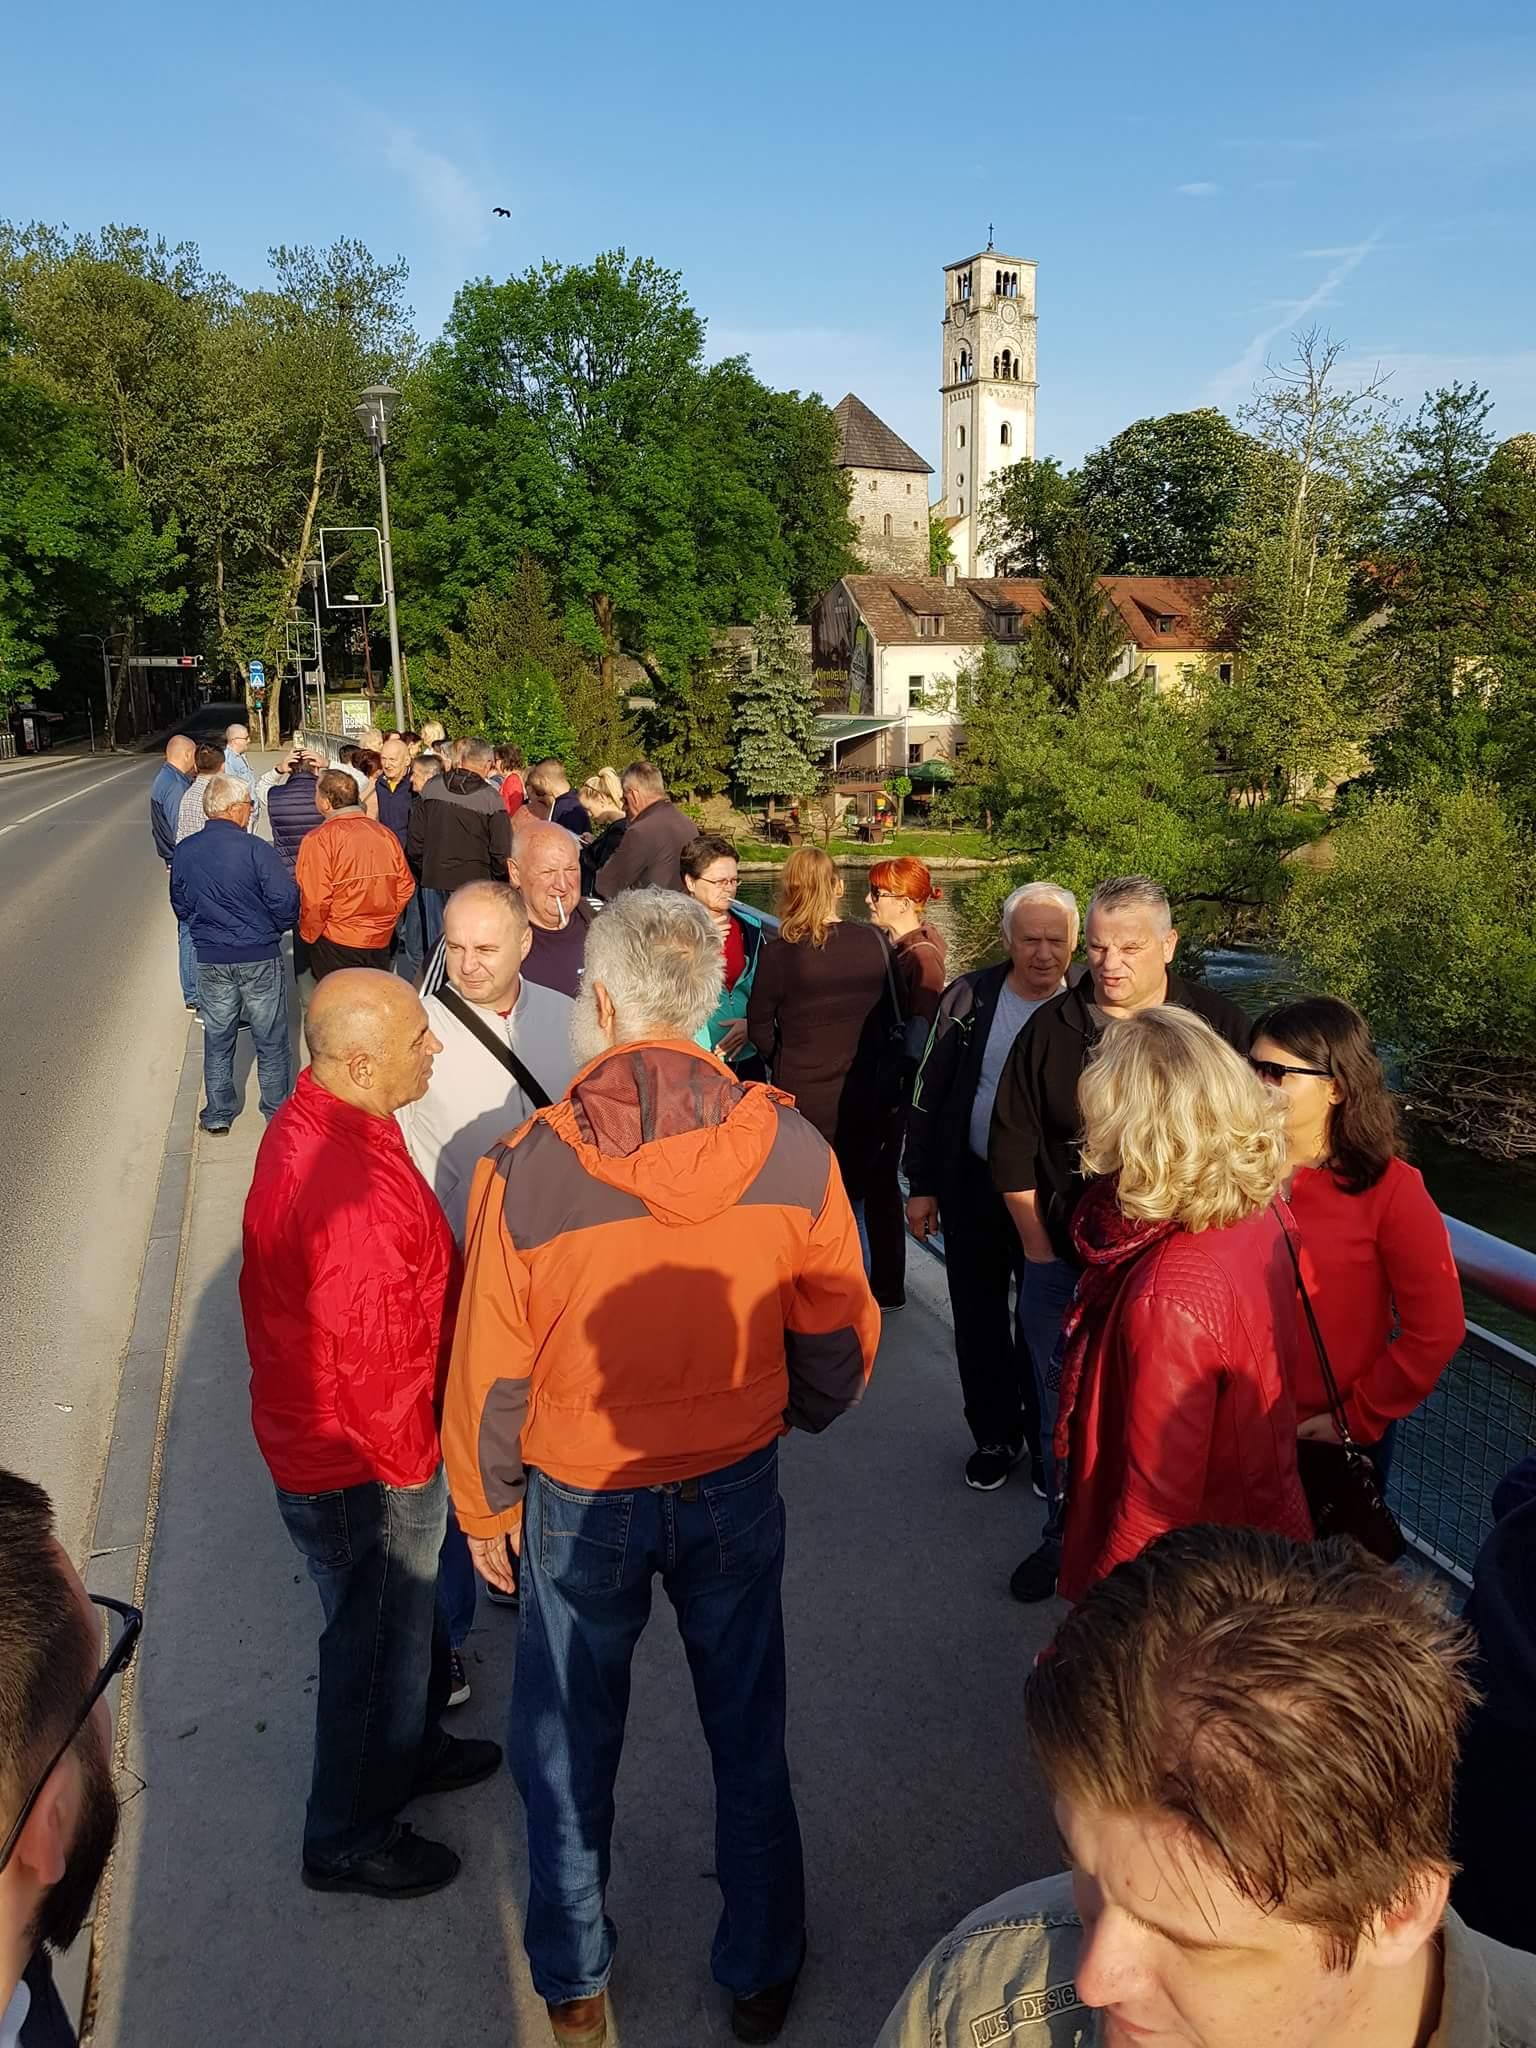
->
<box><xmin>867</xmin><ymin>887</ymin><xmax>883</xmax><ymax>903</ymax></box>
<box><xmin>1249</xmin><ymin>1056</ymin><xmax>1332</xmax><ymax>1086</ymax></box>
<box><xmin>0</xmin><ymin>1595</ymin><xmax>142</xmax><ymax>1874</ymax></box>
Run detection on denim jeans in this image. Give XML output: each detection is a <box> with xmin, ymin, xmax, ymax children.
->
<box><xmin>393</xmin><ymin>894</ymin><xmax>425</xmax><ymax>983</ymax></box>
<box><xmin>197</xmin><ymin>958</ymin><xmax>291</xmax><ymax>1127</ymax></box>
<box><xmin>275</xmin><ymin>1468</ymin><xmax>452</xmax><ymax>1869</ymax></box>
<box><xmin>437</xmin><ymin>1509</ymin><xmax>477</xmax><ymax>1649</ymax></box>
<box><xmin>176</xmin><ymin>917</ymin><xmax>198</xmax><ymax>1007</ymax></box>
<box><xmin>1015</xmin><ymin>1257</ymin><xmax>1080</xmax><ymax>1555</ymax></box>
<box><xmin>514</xmin><ymin>1443</ymin><xmax>804</xmax><ymax>2005</ymax></box>
<box><xmin>419</xmin><ymin>886</ymin><xmax>450</xmax><ymax>956</ymax></box>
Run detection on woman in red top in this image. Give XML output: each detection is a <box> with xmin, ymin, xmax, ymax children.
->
<box><xmin>1250</xmin><ymin>997</ymin><xmax>1464</xmax><ymax>1480</ymax></box>
<box><xmin>1054</xmin><ymin>1007</ymin><xmax>1310</xmax><ymax>1604</ymax></box>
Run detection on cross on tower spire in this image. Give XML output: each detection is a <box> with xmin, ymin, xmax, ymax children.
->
<box><xmin>986</xmin><ymin>222</ymin><xmax>994</xmax><ymax>249</ymax></box>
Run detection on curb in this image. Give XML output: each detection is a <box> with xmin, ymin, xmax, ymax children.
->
<box><xmin>72</xmin><ymin>1021</ymin><xmax>204</xmax><ymax>2041</ymax></box>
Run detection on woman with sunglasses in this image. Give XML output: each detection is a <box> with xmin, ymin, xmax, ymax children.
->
<box><xmin>1250</xmin><ymin>997</ymin><xmax>1464</xmax><ymax>1481</ymax></box>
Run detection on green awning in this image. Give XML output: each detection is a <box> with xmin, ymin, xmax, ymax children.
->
<box><xmin>906</xmin><ymin>759</ymin><xmax>955</xmax><ymax>785</ymax></box>
<box><xmin>812</xmin><ymin>715</ymin><xmax>902</xmax><ymax>752</ymax></box>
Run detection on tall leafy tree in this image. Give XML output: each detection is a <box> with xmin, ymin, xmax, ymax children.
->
<box><xmin>1076</xmin><ymin>408</ymin><xmax>1256</xmax><ymax>573</ymax></box>
<box><xmin>978</xmin><ymin>455</ymin><xmax>1075</xmax><ymax>574</ymax></box>
<box><xmin>732</xmin><ymin>594</ymin><xmax>819</xmax><ymax>801</ymax></box>
<box><xmin>418</xmin><ymin>582</ymin><xmax>576</xmax><ymax>760</ymax></box>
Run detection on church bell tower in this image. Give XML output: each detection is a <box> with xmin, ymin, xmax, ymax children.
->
<box><xmin>939</xmin><ymin>245</ymin><xmax>1037</xmax><ymax>577</ymax></box>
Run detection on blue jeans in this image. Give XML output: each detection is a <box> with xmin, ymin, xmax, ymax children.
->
<box><xmin>176</xmin><ymin>917</ymin><xmax>198</xmax><ymax>1007</ymax></box>
<box><xmin>275</xmin><ymin>1469</ymin><xmax>451</xmax><ymax>1869</ymax></box>
<box><xmin>438</xmin><ymin>1510</ymin><xmax>477</xmax><ymax>1649</ymax></box>
<box><xmin>393</xmin><ymin>893</ymin><xmax>425</xmax><ymax>983</ymax></box>
<box><xmin>514</xmin><ymin>1444</ymin><xmax>804</xmax><ymax>2005</ymax></box>
<box><xmin>419</xmin><ymin>886</ymin><xmax>449</xmax><ymax>956</ymax></box>
<box><xmin>197</xmin><ymin>958</ymin><xmax>291</xmax><ymax>1127</ymax></box>
<box><xmin>1016</xmin><ymin>1257</ymin><xmax>1080</xmax><ymax>1556</ymax></box>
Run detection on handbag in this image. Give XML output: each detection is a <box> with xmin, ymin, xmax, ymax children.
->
<box><xmin>433</xmin><ymin>983</ymin><xmax>553</xmax><ymax>1109</ymax></box>
<box><xmin>1279</xmin><ymin>1215</ymin><xmax>1406</xmax><ymax>1564</ymax></box>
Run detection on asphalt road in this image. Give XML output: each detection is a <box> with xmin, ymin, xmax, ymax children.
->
<box><xmin>0</xmin><ymin>709</ymin><xmax>241</xmax><ymax>1556</ymax></box>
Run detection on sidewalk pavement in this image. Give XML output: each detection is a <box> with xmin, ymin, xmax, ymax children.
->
<box><xmin>86</xmin><ymin>1008</ymin><xmax>1067</xmax><ymax>2048</ymax></box>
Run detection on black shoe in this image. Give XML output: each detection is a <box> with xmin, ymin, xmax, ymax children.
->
<box><xmin>731</xmin><ymin>1939</ymin><xmax>806</xmax><ymax>2044</ymax></box>
<box><xmin>1009</xmin><ymin>1545</ymin><xmax>1059</xmax><ymax>1604</ymax></box>
<box><xmin>965</xmin><ymin>1442</ymin><xmax>1023</xmax><ymax>1492</ymax></box>
<box><xmin>412</xmin><ymin>1734</ymin><xmax>502</xmax><ymax>1797</ymax></box>
<box><xmin>302</xmin><ymin>1823</ymin><xmax>460</xmax><ymax>1899</ymax></box>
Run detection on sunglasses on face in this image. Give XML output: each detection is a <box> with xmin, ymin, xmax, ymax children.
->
<box><xmin>0</xmin><ymin>1595</ymin><xmax>142</xmax><ymax>1873</ymax></box>
<box><xmin>1249</xmin><ymin>1055</ymin><xmax>1332</xmax><ymax>1086</ymax></box>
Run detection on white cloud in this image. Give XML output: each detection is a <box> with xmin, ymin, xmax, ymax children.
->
<box><xmin>1177</xmin><ymin>181</ymin><xmax>1220</xmax><ymax>197</ymax></box>
<box><xmin>379</xmin><ymin>125</ymin><xmax>489</xmax><ymax>249</ymax></box>
<box><xmin>1203</xmin><ymin>232</ymin><xmax>1384</xmax><ymax>405</ymax></box>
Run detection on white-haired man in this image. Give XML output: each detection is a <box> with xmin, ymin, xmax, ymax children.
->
<box><xmin>905</xmin><ymin>882</ymin><xmax>1079</xmax><ymax>1493</ymax></box>
<box><xmin>988</xmin><ymin>874</ymin><xmax>1251</xmax><ymax>1602</ymax></box>
<box><xmin>443</xmin><ymin>889</ymin><xmax>880</xmax><ymax>2047</ymax></box>
<box><xmin>170</xmin><ymin>774</ymin><xmax>299</xmax><ymax>1133</ymax></box>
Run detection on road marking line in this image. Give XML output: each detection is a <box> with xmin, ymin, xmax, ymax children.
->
<box><xmin>0</xmin><ymin>760</ymin><xmax>143</xmax><ymax>836</ymax></box>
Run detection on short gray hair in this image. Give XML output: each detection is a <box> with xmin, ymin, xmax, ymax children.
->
<box><xmin>462</xmin><ymin>739</ymin><xmax>495</xmax><ymax>770</ymax></box>
<box><xmin>223</xmin><ymin>722</ymin><xmax>248</xmax><ymax>742</ymax></box>
<box><xmin>1088</xmin><ymin>874</ymin><xmax>1173</xmax><ymax>932</ymax></box>
<box><xmin>203</xmin><ymin>773</ymin><xmax>249</xmax><ymax>818</ymax></box>
<box><xmin>620</xmin><ymin>759</ymin><xmax>667</xmax><ymax>800</ymax></box>
<box><xmin>1002</xmin><ymin>881</ymin><xmax>1080</xmax><ymax>950</ymax></box>
<box><xmin>585</xmin><ymin>888</ymin><xmax>722</xmax><ymax>1042</ymax></box>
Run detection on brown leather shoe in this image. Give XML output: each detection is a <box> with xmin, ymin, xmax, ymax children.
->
<box><xmin>547</xmin><ymin>1993</ymin><xmax>607</xmax><ymax>2046</ymax></box>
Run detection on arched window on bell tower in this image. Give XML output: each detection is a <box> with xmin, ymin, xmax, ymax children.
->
<box><xmin>1001</xmin><ymin>348</ymin><xmax>1012</xmax><ymax>380</ymax></box>
<box><xmin>1000</xmin><ymin>422</ymin><xmax>1012</xmax><ymax>447</ymax></box>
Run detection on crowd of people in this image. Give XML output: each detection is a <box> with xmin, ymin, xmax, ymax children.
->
<box><xmin>2</xmin><ymin>713</ymin><xmax>1532</xmax><ymax>2048</ymax></box>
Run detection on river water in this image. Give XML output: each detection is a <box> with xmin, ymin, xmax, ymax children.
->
<box><xmin>736</xmin><ymin>868</ymin><xmax>1536</xmax><ymax>1290</ymax></box>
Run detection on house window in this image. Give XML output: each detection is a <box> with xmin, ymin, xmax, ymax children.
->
<box><xmin>1156</xmin><ymin>615</ymin><xmax>1174</xmax><ymax>633</ymax></box>
<box><xmin>1001</xmin><ymin>348</ymin><xmax>1012</xmax><ymax>379</ymax></box>
<box><xmin>1219</xmin><ymin>660</ymin><xmax>1233</xmax><ymax>682</ymax></box>
<box><xmin>908</xmin><ymin>675</ymin><xmax>924</xmax><ymax>708</ymax></box>
<box><xmin>906</xmin><ymin>481</ymin><xmax>912</xmax><ymax>493</ymax></box>
<box><xmin>958</xmin><ymin>497</ymin><xmax>965</xmax><ymax>517</ymax></box>
<box><xmin>956</xmin><ymin>424</ymin><xmax>965</xmax><ymax>448</ymax></box>
<box><xmin>916</xmin><ymin>614</ymin><xmax>943</xmax><ymax>638</ymax></box>
<box><xmin>883</xmin><ymin>513</ymin><xmax>892</xmax><ymax>538</ymax></box>
<box><xmin>1000</xmin><ymin>422</ymin><xmax>1012</xmax><ymax>447</ymax></box>
<box><xmin>907</xmin><ymin>743</ymin><xmax>923</xmax><ymax>766</ymax></box>
<box><xmin>868</xmin><ymin>479</ymin><xmax>877</xmax><ymax>492</ymax></box>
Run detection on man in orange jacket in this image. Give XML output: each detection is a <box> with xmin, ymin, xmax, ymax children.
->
<box><xmin>295</xmin><ymin>769</ymin><xmax>416</xmax><ymax>980</ymax></box>
<box><xmin>443</xmin><ymin>888</ymin><xmax>879</xmax><ymax>2048</ymax></box>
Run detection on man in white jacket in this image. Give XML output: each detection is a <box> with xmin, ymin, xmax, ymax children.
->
<box><xmin>397</xmin><ymin>881</ymin><xmax>577</xmax><ymax>1243</ymax></box>
<box><xmin>396</xmin><ymin>879</ymin><xmax>578</xmax><ymax>1688</ymax></box>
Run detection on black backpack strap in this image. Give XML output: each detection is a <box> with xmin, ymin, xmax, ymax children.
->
<box><xmin>433</xmin><ymin>983</ymin><xmax>553</xmax><ymax>1110</ymax></box>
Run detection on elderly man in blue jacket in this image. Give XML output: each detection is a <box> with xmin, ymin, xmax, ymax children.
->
<box><xmin>170</xmin><ymin>773</ymin><xmax>299</xmax><ymax>1134</ymax></box>
<box><xmin>149</xmin><ymin>735</ymin><xmax>198</xmax><ymax>1010</ymax></box>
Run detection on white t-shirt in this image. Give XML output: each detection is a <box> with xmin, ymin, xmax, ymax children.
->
<box><xmin>968</xmin><ymin>980</ymin><xmax>1061</xmax><ymax>1160</ymax></box>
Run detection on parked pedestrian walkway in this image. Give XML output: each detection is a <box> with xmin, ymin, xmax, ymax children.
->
<box><xmin>86</xmin><ymin>1018</ymin><xmax>1067</xmax><ymax>2047</ymax></box>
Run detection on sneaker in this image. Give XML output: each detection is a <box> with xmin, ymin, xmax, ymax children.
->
<box><xmin>199</xmin><ymin>1122</ymin><xmax>231</xmax><ymax>1136</ymax></box>
<box><xmin>302</xmin><ymin>1823</ymin><xmax>459</xmax><ymax>1900</ymax></box>
<box><xmin>1009</xmin><ymin>1544</ymin><xmax>1059</xmax><ymax>1604</ymax></box>
<box><xmin>731</xmin><ymin>1938</ymin><xmax>807</xmax><ymax>2044</ymax></box>
<box><xmin>548</xmin><ymin>1994</ymin><xmax>608</xmax><ymax>2047</ymax></box>
<box><xmin>411</xmin><ymin>1734</ymin><xmax>502</xmax><ymax>1797</ymax></box>
<box><xmin>1031</xmin><ymin>1478</ymin><xmax>1048</xmax><ymax>1501</ymax></box>
<box><xmin>965</xmin><ymin>1443</ymin><xmax>1023</xmax><ymax>1492</ymax></box>
<box><xmin>446</xmin><ymin>1648</ymin><xmax>470</xmax><ymax>1709</ymax></box>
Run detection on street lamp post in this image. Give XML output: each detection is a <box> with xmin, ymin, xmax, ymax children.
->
<box><xmin>354</xmin><ymin>385</ymin><xmax>405</xmax><ymax>733</ymax></box>
<box><xmin>78</xmin><ymin>634</ymin><xmax>113</xmax><ymax>751</ymax></box>
<box><xmin>302</xmin><ymin>561</ymin><xmax>329</xmax><ymax>740</ymax></box>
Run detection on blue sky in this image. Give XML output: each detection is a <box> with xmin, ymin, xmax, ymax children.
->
<box><xmin>7</xmin><ymin>1</ymin><xmax>1536</xmax><ymax>476</ymax></box>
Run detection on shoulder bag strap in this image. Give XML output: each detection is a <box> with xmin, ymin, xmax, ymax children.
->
<box><xmin>434</xmin><ymin>983</ymin><xmax>553</xmax><ymax>1110</ymax></box>
<box><xmin>1275</xmin><ymin>1203</ymin><xmax>1356</xmax><ymax>1447</ymax></box>
<box><xmin>875</xmin><ymin>926</ymin><xmax>905</xmax><ymax>1025</ymax></box>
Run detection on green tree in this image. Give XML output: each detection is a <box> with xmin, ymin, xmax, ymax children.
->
<box><xmin>942</xmin><ymin>640</ymin><xmax>1043</xmax><ymax>826</ymax></box>
<box><xmin>419</xmin><ymin>583</ymin><xmax>576</xmax><ymax>760</ymax></box>
<box><xmin>1281</xmin><ymin>780</ymin><xmax>1536</xmax><ymax>1156</ymax></box>
<box><xmin>978</xmin><ymin>455</ymin><xmax>1075</xmax><ymax>574</ymax></box>
<box><xmin>928</xmin><ymin>511</ymin><xmax>955</xmax><ymax>575</ymax></box>
<box><xmin>732</xmin><ymin>594</ymin><xmax>819</xmax><ymax>801</ymax></box>
<box><xmin>646</xmin><ymin>656</ymin><xmax>733</xmax><ymax>798</ymax></box>
<box><xmin>1076</xmin><ymin>408</ymin><xmax>1256</xmax><ymax>573</ymax></box>
<box><xmin>1033</xmin><ymin>512</ymin><xmax>1126</xmax><ymax>705</ymax></box>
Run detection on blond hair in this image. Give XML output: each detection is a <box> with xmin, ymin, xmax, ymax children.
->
<box><xmin>579</xmin><ymin>767</ymin><xmax>624</xmax><ymax>828</ymax></box>
<box><xmin>776</xmin><ymin>846</ymin><xmax>840</xmax><ymax>948</ymax></box>
<box><xmin>1078</xmin><ymin>1007</ymin><xmax>1285</xmax><ymax>1232</ymax></box>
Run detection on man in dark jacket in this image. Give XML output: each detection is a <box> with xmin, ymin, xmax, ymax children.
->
<box><xmin>170</xmin><ymin>775</ymin><xmax>299</xmax><ymax>1133</ymax></box>
<box><xmin>407</xmin><ymin>740</ymin><xmax>512</xmax><ymax>955</ymax></box>
<box><xmin>594</xmin><ymin>760</ymin><xmax>696</xmax><ymax>898</ymax></box>
<box><xmin>266</xmin><ymin>751</ymin><xmax>327</xmax><ymax>875</ymax></box>
<box><xmin>372</xmin><ymin>734</ymin><xmax>420</xmax><ymax>978</ymax></box>
<box><xmin>149</xmin><ymin>735</ymin><xmax>197</xmax><ymax>1010</ymax></box>
<box><xmin>906</xmin><ymin>883</ymin><xmax>1077</xmax><ymax>1494</ymax></box>
<box><xmin>988</xmin><ymin>874</ymin><xmax>1250</xmax><ymax>1603</ymax></box>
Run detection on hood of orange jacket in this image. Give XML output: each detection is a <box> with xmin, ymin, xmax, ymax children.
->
<box><xmin>542</xmin><ymin>1039</ymin><xmax>792</xmax><ymax>1227</ymax></box>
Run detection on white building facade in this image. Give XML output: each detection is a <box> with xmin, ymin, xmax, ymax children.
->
<box><xmin>937</xmin><ymin>250</ymin><xmax>1038</xmax><ymax>578</ymax></box>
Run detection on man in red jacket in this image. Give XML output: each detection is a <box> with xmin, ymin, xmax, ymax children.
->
<box><xmin>239</xmin><ymin>969</ymin><xmax>500</xmax><ymax>1900</ymax></box>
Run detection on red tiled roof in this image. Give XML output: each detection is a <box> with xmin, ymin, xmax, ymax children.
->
<box><xmin>834</xmin><ymin>574</ymin><xmax>1231</xmax><ymax>652</ymax></box>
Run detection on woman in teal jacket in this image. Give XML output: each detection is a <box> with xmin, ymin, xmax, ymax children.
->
<box><xmin>682</xmin><ymin>833</ymin><xmax>767</xmax><ymax>1080</ymax></box>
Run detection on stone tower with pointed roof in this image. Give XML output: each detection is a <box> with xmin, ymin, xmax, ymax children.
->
<box><xmin>833</xmin><ymin>393</ymin><xmax>932</xmax><ymax>575</ymax></box>
<box><xmin>939</xmin><ymin>247</ymin><xmax>1037</xmax><ymax>576</ymax></box>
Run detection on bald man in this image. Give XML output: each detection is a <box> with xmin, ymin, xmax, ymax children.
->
<box><xmin>240</xmin><ymin>971</ymin><xmax>501</xmax><ymax>1901</ymax></box>
<box><xmin>507</xmin><ymin>820</ymin><xmax>595</xmax><ymax>998</ymax></box>
<box><xmin>151</xmin><ymin>734</ymin><xmax>199</xmax><ymax>1008</ymax></box>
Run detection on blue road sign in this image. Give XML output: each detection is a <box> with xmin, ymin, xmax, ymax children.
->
<box><xmin>249</xmin><ymin>658</ymin><xmax>266</xmax><ymax>691</ymax></box>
